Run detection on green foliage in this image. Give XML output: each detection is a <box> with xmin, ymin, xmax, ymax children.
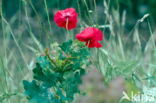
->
<box><xmin>0</xmin><ymin>93</ymin><xmax>17</xmax><ymax>102</ymax></box>
<box><xmin>97</xmin><ymin>48</ymin><xmax>139</xmax><ymax>84</ymax></box>
<box><xmin>23</xmin><ymin>40</ymin><xmax>89</xmax><ymax>103</ymax></box>
<box><xmin>108</xmin><ymin>0</ymin><xmax>156</xmax><ymax>21</ymax></box>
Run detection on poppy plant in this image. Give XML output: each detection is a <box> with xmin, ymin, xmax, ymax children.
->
<box><xmin>76</xmin><ymin>27</ymin><xmax>104</xmax><ymax>48</ymax></box>
<box><xmin>54</xmin><ymin>8</ymin><xmax>78</xmax><ymax>30</ymax></box>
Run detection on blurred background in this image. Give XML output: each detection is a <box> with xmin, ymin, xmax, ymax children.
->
<box><xmin>2</xmin><ymin>0</ymin><xmax>156</xmax><ymax>47</ymax></box>
<box><xmin>3</xmin><ymin>0</ymin><xmax>156</xmax><ymax>23</ymax></box>
<box><xmin>0</xmin><ymin>0</ymin><xmax>156</xmax><ymax>103</ymax></box>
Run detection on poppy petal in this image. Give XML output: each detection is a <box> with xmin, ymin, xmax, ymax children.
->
<box><xmin>86</xmin><ymin>40</ymin><xmax>103</xmax><ymax>48</ymax></box>
<box><xmin>54</xmin><ymin>8</ymin><xmax>78</xmax><ymax>30</ymax></box>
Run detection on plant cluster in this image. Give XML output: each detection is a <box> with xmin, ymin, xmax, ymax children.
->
<box><xmin>23</xmin><ymin>40</ymin><xmax>90</xmax><ymax>103</ymax></box>
<box><xmin>23</xmin><ymin>8</ymin><xmax>104</xmax><ymax>103</ymax></box>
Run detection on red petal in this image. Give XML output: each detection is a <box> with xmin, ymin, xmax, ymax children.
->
<box><xmin>86</xmin><ymin>40</ymin><xmax>103</xmax><ymax>48</ymax></box>
<box><xmin>54</xmin><ymin>8</ymin><xmax>78</xmax><ymax>30</ymax></box>
<box><xmin>76</xmin><ymin>27</ymin><xmax>104</xmax><ymax>42</ymax></box>
<box><xmin>93</xmin><ymin>28</ymin><xmax>103</xmax><ymax>41</ymax></box>
<box><xmin>76</xmin><ymin>27</ymin><xmax>95</xmax><ymax>41</ymax></box>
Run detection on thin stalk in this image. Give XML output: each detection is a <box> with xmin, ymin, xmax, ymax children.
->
<box><xmin>76</xmin><ymin>0</ymin><xmax>82</xmax><ymax>28</ymax></box>
<box><xmin>65</xmin><ymin>18</ymin><xmax>72</xmax><ymax>40</ymax></box>
<box><xmin>24</xmin><ymin>4</ymin><xmax>43</xmax><ymax>52</ymax></box>
<box><xmin>0</xmin><ymin>57</ymin><xmax>11</xmax><ymax>103</ymax></box>
<box><xmin>28</xmin><ymin>0</ymin><xmax>43</xmax><ymax>41</ymax></box>
<box><xmin>147</xmin><ymin>19</ymin><xmax>155</xmax><ymax>48</ymax></box>
<box><xmin>93</xmin><ymin>0</ymin><xmax>98</xmax><ymax>24</ymax></box>
<box><xmin>2</xmin><ymin>17</ymin><xmax>29</xmax><ymax>70</ymax></box>
<box><xmin>83</xmin><ymin>0</ymin><xmax>94</xmax><ymax>25</ymax></box>
<box><xmin>44</xmin><ymin>0</ymin><xmax>53</xmax><ymax>43</ymax></box>
<box><xmin>0</xmin><ymin>2</ymin><xmax>10</xmax><ymax>102</ymax></box>
<box><xmin>117</xmin><ymin>34</ymin><xmax>125</xmax><ymax>60</ymax></box>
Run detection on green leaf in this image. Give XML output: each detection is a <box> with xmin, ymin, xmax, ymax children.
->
<box><xmin>23</xmin><ymin>40</ymin><xmax>90</xmax><ymax>103</ymax></box>
<box><xmin>59</xmin><ymin>40</ymin><xmax>72</xmax><ymax>54</ymax></box>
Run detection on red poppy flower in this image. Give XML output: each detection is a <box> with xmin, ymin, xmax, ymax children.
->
<box><xmin>76</xmin><ymin>27</ymin><xmax>104</xmax><ymax>48</ymax></box>
<box><xmin>54</xmin><ymin>8</ymin><xmax>78</xmax><ymax>30</ymax></box>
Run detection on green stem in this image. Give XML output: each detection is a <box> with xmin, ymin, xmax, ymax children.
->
<box><xmin>45</xmin><ymin>49</ymin><xmax>57</xmax><ymax>67</ymax></box>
